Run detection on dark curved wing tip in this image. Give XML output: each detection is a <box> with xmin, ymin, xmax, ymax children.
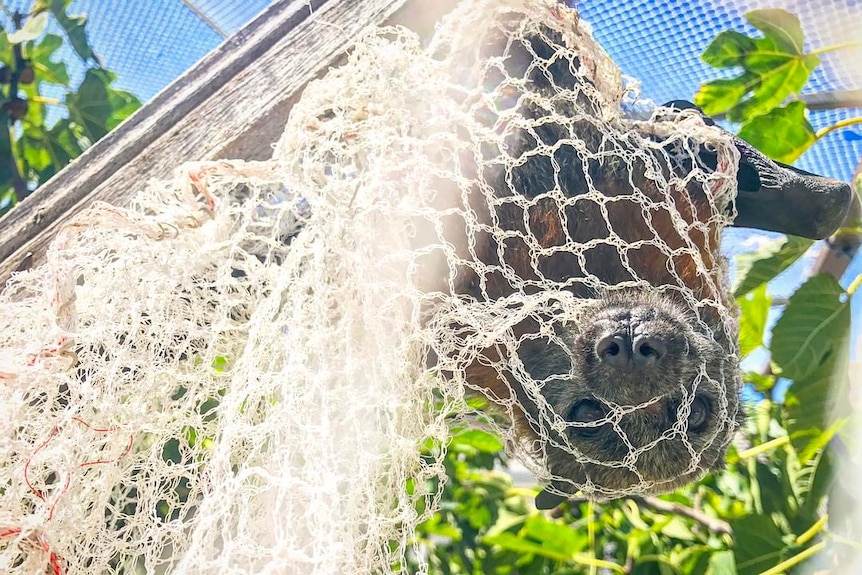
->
<box><xmin>733</xmin><ymin>155</ymin><xmax>854</xmax><ymax>240</ymax></box>
<box><xmin>535</xmin><ymin>487</ymin><xmax>570</xmax><ymax>510</ymax></box>
<box><xmin>659</xmin><ymin>100</ymin><xmax>853</xmax><ymax>240</ymax></box>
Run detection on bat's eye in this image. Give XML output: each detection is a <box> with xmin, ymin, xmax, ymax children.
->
<box><xmin>687</xmin><ymin>396</ymin><xmax>711</xmax><ymax>433</ymax></box>
<box><xmin>567</xmin><ymin>400</ymin><xmax>607</xmax><ymax>436</ymax></box>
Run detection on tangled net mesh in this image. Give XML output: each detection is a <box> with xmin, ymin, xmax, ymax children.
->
<box><xmin>0</xmin><ymin>0</ymin><xmax>743</xmax><ymax>573</ymax></box>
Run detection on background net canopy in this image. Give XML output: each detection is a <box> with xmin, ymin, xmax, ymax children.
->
<box><xmin>0</xmin><ymin>0</ymin><xmax>744</xmax><ymax>573</ymax></box>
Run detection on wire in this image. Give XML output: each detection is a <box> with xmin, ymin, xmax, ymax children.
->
<box><xmin>180</xmin><ymin>0</ymin><xmax>229</xmax><ymax>39</ymax></box>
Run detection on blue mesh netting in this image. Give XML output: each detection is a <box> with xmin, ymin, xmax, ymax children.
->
<box><xmin>2</xmin><ymin>0</ymin><xmax>860</xmax><ymax>350</ymax></box>
<box><xmin>574</xmin><ymin>0</ymin><xmax>861</xmax><ymax>184</ymax></box>
<box><xmin>67</xmin><ymin>0</ymin><xmax>276</xmax><ymax>99</ymax></box>
<box><xmin>5</xmin><ymin>0</ymin><xmax>858</xmax><ymax>184</ymax></box>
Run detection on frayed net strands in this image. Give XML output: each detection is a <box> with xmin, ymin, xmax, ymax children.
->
<box><xmin>0</xmin><ymin>1</ymin><xmax>741</xmax><ymax>573</ymax></box>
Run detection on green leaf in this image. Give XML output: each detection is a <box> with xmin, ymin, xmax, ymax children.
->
<box><xmin>702</xmin><ymin>31</ymin><xmax>760</xmax><ymax>67</ymax></box>
<box><xmin>785</xmin><ymin>357</ymin><xmax>850</xmax><ymax>458</ymax></box>
<box><xmin>770</xmin><ymin>274</ymin><xmax>850</xmax><ymax>381</ymax></box>
<box><xmin>482</xmin><ymin>514</ymin><xmax>592</xmax><ymax>565</ymax></box>
<box><xmin>44</xmin><ymin>0</ymin><xmax>101</xmax><ymax>65</ymax></box>
<box><xmin>771</xmin><ymin>272</ymin><xmax>850</xmax><ymax>461</ymax></box>
<box><xmin>681</xmin><ymin>551</ymin><xmax>714</xmax><ymax>575</ymax></box>
<box><xmin>738</xmin><ymin>102</ymin><xmax>816</xmax><ymax>163</ymax></box>
<box><xmin>17</xmin><ymin>118</ymin><xmax>83</xmax><ymax>186</ymax></box>
<box><xmin>18</xmin><ymin>130</ymin><xmax>51</xmax><ymax>179</ymax></box>
<box><xmin>660</xmin><ymin>517</ymin><xmax>696</xmax><ymax>541</ymax></box>
<box><xmin>485</xmin><ymin>507</ymin><xmax>529</xmax><ymax>538</ymax></box>
<box><xmin>522</xmin><ymin>515</ymin><xmax>584</xmax><ymax>556</ymax></box>
<box><xmin>29</xmin><ymin>34</ymin><xmax>70</xmax><ymax>86</ymax></box>
<box><xmin>0</xmin><ymin>33</ymin><xmax>11</xmax><ymax>68</ymax></box>
<box><xmin>695</xmin><ymin>74</ymin><xmax>758</xmax><ymax>116</ymax></box>
<box><xmin>745</xmin><ymin>9</ymin><xmax>805</xmax><ymax>55</ymax></box>
<box><xmin>20</xmin><ymin>85</ymin><xmax>45</xmax><ymax>127</ymax></box>
<box><xmin>795</xmin><ymin>418</ymin><xmax>846</xmax><ymax>465</ymax></box>
<box><xmin>46</xmin><ymin>118</ymin><xmax>85</xmax><ymax>165</ymax></box>
<box><xmin>728</xmin><ymin>53</ymin><xmax>819</xmax><ymax>122</ymax></box>
<box><xmin>212</xmin><ymin>356</ymin><xmax>230</xmax><ymax>372</ymax></box>
<box><xmin>0</xmin><ymin>185</ymin><xmax>17</xmax><ymax>218</ymax></box>
<box><xmin>419</xmin><ymin>514</ymin><xmax>463</xmax><ymax>541</ymax></box>
<box><xmin>66</xmin><ymin>68</ymin><xmax>113</xmax><ymax>141</ymax></box>
<box><xmin>707</xmin><ymin>550</ymin><xmax>738</xmax><ymax>575</ymax></box>
<box><xmin>743</xmin><ymin>371</ymin><xmax>776</xmax><ymax>393</ymax></box>
<box><xmin>696</xmin><ymin>9</ymin><xmax>820</xmax><ymax>123</ymax></box>
<box><xmin>754</xmin><ymin>458</ymin><xmax>793</xmax><ymax>517</ymax></box>
<box><xmin>0</xmin><ymin>108</ymin><xmax>16</xmax><ymax>188</ymax></box>
<box><xmin>35</xmin><ymin>57</ymin><xmax>70</xmax><ymax>87</ymax></box>
<box><xmin>732</xmin><ymin>235</ymin><xmax>813</xmax><ymax>298</ymax></box>
<box><xmin>799</xmin><ymin>447</ymin><xmax>835</xmax><ymax>518</ymax></box>
<box><xmin>483</xmin><ymin>532</ymin><xmax>570</xmax><ymax>562</ymax></box>
<box><xmin>783</xmin><ymin>361</ymin><xmax>842</xmax><ymax>434</ymax></box>
<box><xmin>730</xmin><ymin>514</ymin><xmax>786</xmax><ymax>575</ymax></box>
<box><xmin>8</xmin><ymin>12</ymin><xmax>49</xmax><ymax>44</ymax></box>
<box><xmin>451</xmin><ymin>430</ymin><xmax>504</xmax><ymax>454</ymax></box>
<box><xmin>737</xmin><ymin>284</ymin><xmax>771</xmax><ymax>357</ymax></box>
<box><xmin>104</xmin><ymin>89</ymin><xmax>141</xmax><ymax>131</ymax></box>
<box><xmin>66</xmin><ymin>68</ymin><xmax>141</xmax><ymax>143</ymax></box>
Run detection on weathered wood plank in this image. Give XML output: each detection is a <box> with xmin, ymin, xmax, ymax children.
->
<box><xmin>0</xmin><ymin>0</ymin><xmax>449</xmax><ymax>283</ymax></box>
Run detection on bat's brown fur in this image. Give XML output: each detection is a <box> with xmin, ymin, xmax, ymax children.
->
<box><xmin>450</xmin><ymin>15</ymin><xmax>741</xmax><ymax>500</ymax></box>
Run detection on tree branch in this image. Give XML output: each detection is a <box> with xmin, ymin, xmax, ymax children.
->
<box><xmin>803</xmin><ymin>89</ymin><xmax>862</xmax><ymax>112</ymax></box>
<box><xmin>629</xmin><ymin>496</ymin><xmax>732</xmax><ymax>535</ymax></box>
<box><xmin>712</xmin><ymin>89</ymin><xmax>862</xmax><ymax>120</ymax></box>
<box><xmin>8</xmin><ymin>12</ymin><xmax>27</xmax><ymax>201</ymax></box>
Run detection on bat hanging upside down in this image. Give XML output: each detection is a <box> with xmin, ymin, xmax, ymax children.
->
<box><xmin>437</xmin><ymin>4</ymin><xmax>852</xmax><ymax>508</ymax></box>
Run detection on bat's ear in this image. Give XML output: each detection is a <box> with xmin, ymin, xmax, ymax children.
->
<box><xmin>660</xmin><ymin>100</ymin><xmax>853</xmax><ymax>240</ymax></box>
<box><xmin>660</xmin><ymin>100</ymin><xmax>715</xmax><ymax>126</ymax></box>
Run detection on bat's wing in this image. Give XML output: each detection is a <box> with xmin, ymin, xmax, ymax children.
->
<box><xmin>662</xmin><ymin>100</ymin><xmax>853</xmax><ymax>240</ymax></box>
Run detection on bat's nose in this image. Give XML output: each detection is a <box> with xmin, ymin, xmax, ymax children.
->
<box><xmin>595</xmin><ymin>332</ymin><xmax>667</xmax><ymax>371</ymax></box>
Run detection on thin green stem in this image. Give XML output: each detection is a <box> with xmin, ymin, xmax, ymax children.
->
<box><xmin>816</xmin><ymin>117</ymin><xmax>862</xmax><ymax>140</ymax></box>
<box><xmin>587</xmin><ymin>499</ymin><xmax>597</xmax><ymax>575</ymax></box>
<box><xmin>758</xmin><ymin>541</ymin><xmax>826</xmax><ymax>575</ymax></box>
<box><xmin>737</xmin><ymin>435</ymin><xmax>790</xmax><ymax>460</ymax></box>
<box><xmin>810</xmin><ymin>41</ymin><xmax>862</xmax><ymax>57</ymax></box>
<box><xmin>795</xmin><ymin>515</ymin><xmax>828</xmax><ymax>546</ymax></box>
<box><xmin>570</xmin><ymin>553</ymin><xmax>626</xmax><ymax>574</ymax></box>
<box><xmin>29</xmin><ymin>95</ymin><xmax>63</xmax><ymax>107</ymax></box>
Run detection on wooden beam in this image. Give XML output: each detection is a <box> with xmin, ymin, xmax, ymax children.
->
<box><xmin>0</xmin><ymin>0</ymin><xmax>449</xmax><ymax>284</ymax></box>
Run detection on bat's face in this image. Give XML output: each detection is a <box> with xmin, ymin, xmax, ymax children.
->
<box><xmin>507</xmin><ymin>290</ymin><xmax>741</xmax><ymax>506</ymax></box>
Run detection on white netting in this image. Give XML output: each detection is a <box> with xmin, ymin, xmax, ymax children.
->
<box><xmin>0</xmin><ymin>0</ymin><xmax>743</xmax><ymax>573</ymax></box>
